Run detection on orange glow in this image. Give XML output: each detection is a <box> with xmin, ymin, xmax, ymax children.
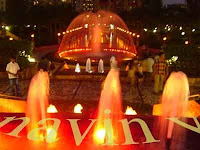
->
<box><xmin>185</xmin><ymin>40</ymin><xmax>189</xmax><ymax>45</ymax></box>
<box><xmin>94</xmin><ymin>128</ymin><xmax>106</xmax><ymax>144</ymax></box>
<box><xmin>118</xmin><ymin>39</ymin><xmax>124</xmax><ymax>49</ymax></box>
<box><xmin>132</xmin><ymin>33</ymin><xmax>136</xmax><ymax>36</ymax></box>
<box><xmin>47</xmin><ymin>104</ymin><xmax>58</xmax><ymax>113</ymax></box>
<box><xmin>62</xmin><ymin>32</ymin><xmax>66</xmax><ymax>35</ymax></box>
<box><xmin>59</xmin><ymin>48</ymin><xmax>136</xmax><ymax>58</ymax></box>
<box><xmin>153</xmin><ymin>100</ymin><xmax>200</xmax><ymax>117</ymax></box>
<box><xmin>125</xmin><ymin>106</ymin><xmax>137</xmax><ymax>115</ymax></box>
<box><xmin>26</xmin><ymin>71</ymin><xmax>50</xmax><ymax>135</ymax></box>
<box><xmin>58</xmin><ymin>11</ymin><xmax>137</xmax><ymax>60</ymax></box>
<box><xmin>63</xmin><ymin>64</ymin><xmax>69</xmax><ymax>70</ymax></box>
<box><xmin>74</xmin><ymin>104</ymin><xmax>83</xmax><ymax>113</ymax></box>
<box><xmin>59</xmin><ymin>48</ymin><xmax>92</xmax><ymax>57</ymax></box>
<box><xmin>92</xmin><ymin>25</ymin><xmax>101</xmax><ymax>51</ymax></box>
<box><xmin>137</xmin><ymin>35</ymin><xmax>140</xmax><ymax>38</ymax></box>
<box><xmin>0</xmin><ymin>97</ymin><xmax>26</xmax><ymax>113</ymax></box>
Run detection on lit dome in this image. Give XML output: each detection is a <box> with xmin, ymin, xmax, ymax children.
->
<box><xmin>58</xmin><ymin>11</ymin><xmax>137</xmax><ymax>62</ymax></box>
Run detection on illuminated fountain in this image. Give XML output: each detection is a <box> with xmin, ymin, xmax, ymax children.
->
<box><xmin>1</xmin><ymin>68</ymin><xmax>200</xmax><ymax>149</ymax></box>
<box><xmin>94</xmin><ymin>68</ymin><xmax>123</xmax><ymax>144</ymax></box>
<box><xmin>26</xmin><ymin>70</ymin><xmax>57</xmax><ymax>143</ymax></box>
<box><xmin>74</xmin><ymin>104</ymin><xmax>83</xmax><ymax>113</ymax></box>
<box><xmin>159</xmin><ymin>72</ymin><xmax>189</xmax><ymax>149</ymax></box>
<box><xmin>75</xmin><ymin>63</ymin><xmax>81</xmax><ymax>73</ymax></box>
<box><xmin>26</xmin><ymin>71</ymin><xmax>49</xmax><ymax>131</ymax></box>
<box><xmin>86</xmin><ymin>58</ymin><xmax>92</xmax><ymax>73</ymax></box>
<box><xmin>98</xmin><ymin>59</ymin><xmax>104</xmax><ymax>73</ymax></box>
<box><xmin>125</xmin><ymin>106</ymin><xmax>137</xmax><ymax>115</ymax></box>
<box><xmin>58</xmin><ymin>11</ymin><xmax>137</xmax><ymax>62</ymax></box>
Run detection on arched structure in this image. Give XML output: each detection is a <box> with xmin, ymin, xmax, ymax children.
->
<box><xmin>58</xmin><ymin>11</ymin><xmax>137</xmax><ymax>62</ymax></box>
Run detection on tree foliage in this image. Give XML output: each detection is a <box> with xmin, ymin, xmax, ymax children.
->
<box><xmin>163</xmin><ymin>44</ymin><xmax>200</xmax><ymax>76</ymax></box>
<box><xmin>0</xmin><ymin>40</ymin><xmax>34</xmax><ymax>69</ymax></box>
<box><xmin>163</xmin><ymin>45</ymin><xmax>200</xmax><ymax>60</ymax></box>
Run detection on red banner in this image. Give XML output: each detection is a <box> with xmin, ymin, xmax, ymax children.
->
<box><xmin>0</xmin><ymin>113</ymin><xmax>200</xmax><ymax>150</ymax></box>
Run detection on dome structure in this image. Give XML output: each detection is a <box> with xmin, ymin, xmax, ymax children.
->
<box><xmin>58</xmin><ymin>11</ymin><xmax>137</xmax><ymax>62</ymax></box>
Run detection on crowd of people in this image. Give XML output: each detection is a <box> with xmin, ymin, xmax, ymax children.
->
<box><xmin>128</xmin><ymin>53</ymin><xmax>168</xmax><ymax>94</ymax></box>
<box><xmin>5</xmin><ymin>54</ymin><xmax>168</xmax><ymax>97</ymax></box>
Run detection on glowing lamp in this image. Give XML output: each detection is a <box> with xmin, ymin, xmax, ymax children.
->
<box><xmin>31</xmin><ymin>34</ymin><xmax>34</xmax><ymax>38</ymax></box>
<box><xmin>136</xmin><ymin>35</ymin><xmax>140</xmax><ymax>38</ymax></box>
<box><xmin>181</xmin><ymin>32</ymin><xmax>185</xmax><ymax>36</ymax></box>
<box><xmin>47</xmin><ymin>104</ymin><xmax>58</xmax><ymax>113</ymax></box>
<box><xmin>132</xmin><ymin>33</ymin><xmax>136</xmax><ymax>36</ymax></box>
<box><xmin>57</xmin><ymin>33</ymin><xmax>61</xmax><ymax>36</ymax></box>
<box><xmin>163</xmin><ymin>37</ymin><xmax>167</xmax><ymax>41</ymax></box>
<box><xmin>185</xmin><ymin>41</ymin><xmax>189</xmax><ymax>45</ymax></box>
<box><xmin>110</xmin><ymin>24</ymin><xmax>114</xmax><ymax>29</ymax></box>
<box><xmin>85</xmin><ymin>24</ymin><xmax>88</xmax><ymax>28</ymax></box>
<box><xmin>63</xmin><ymin>32</ymin><xmax>66</xmax><ymax>35</ymax></box>
<box><xmin>125</xmin><ymin>106</ymin><xmax>137</xmax><ymax>115</ymax></box>
<box><xmin>74</xmin><ymin>104</ymin><xmax>83</xmax><ymax>113</ymax></box>
<box><xmin>94</xmin><ymin>128</ymin><xmax>106</xmax><ymax>144</ymax></box>
<box><xmin>28</xmin><ymin>57</ymin><xmax>36</xmax><ymax>62</ymax></box>
<box><xmin>9</xmin><ymin>37</ymin><xmax>13</xmax><ymax>41</ymax></box>
<box><xmin>5</xmin><ymin>26</ymin><xmax>10</xmax><ymax>30</ymax></box>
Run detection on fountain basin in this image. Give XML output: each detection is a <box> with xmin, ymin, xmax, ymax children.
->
<box><xmin>0</xmin><ymin>97</ymin><xmax>26</xmax><ymax>113</ymax></box>
<box><xmin>153</xmin><ymin>100</ymin><xmax>200</xmax><ymax>117</ymax></box>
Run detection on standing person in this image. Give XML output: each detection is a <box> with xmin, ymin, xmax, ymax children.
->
<box><xmin>6</xmin><ymin>56</ymin><xmax>21</xmax><ymax>96</ymax></box>
<box><xmin>153</xmin><ymin>54</ymin><xmax>168</xmax><ymax>94</ymax></box>
<box><xmin>49</xmin><ymin>61</ymin><xmax>55</xmax><ymax>77</ymax></box>
<box><xmin>128</xmin><ymin>58</ymin><xmax>144</xmax><ymax>102</ymax></box>
<box><xmin>143</xmin><ymin>56</ymin><xmax>155</xmax><ymax>83</ymax></box>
